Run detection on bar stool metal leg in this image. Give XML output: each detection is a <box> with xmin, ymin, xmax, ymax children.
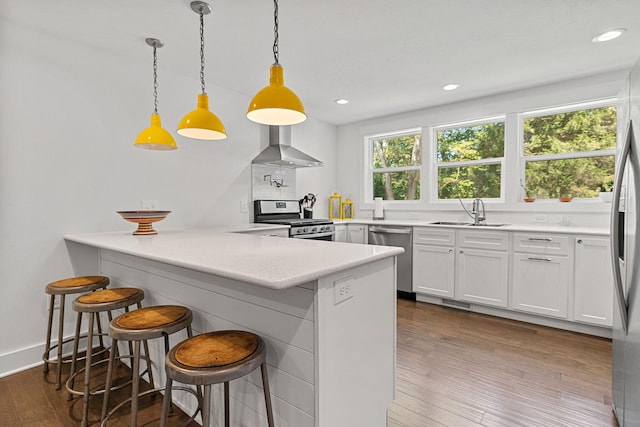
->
<box><xmin>55</xmin><ymin>294</ymin><xmax>66</xmax><ymax>389</ymax></box>
<box><xmin>43</xmin><ymin>294</ymin><xmax>56</xmax><ymax>375</ymax></box>
<box><xmin>80</xmin><ymin>312</ymin><xmax>96</xmax><ymax>427</ymax></box>
<box><xmin>261</xmin><ymin>362</ymin><xmax>275</xmax><ymax>427</ymax></box>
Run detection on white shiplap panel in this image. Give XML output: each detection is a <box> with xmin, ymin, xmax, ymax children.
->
<box><xmin>99</xmin><ymin>250</ymin><xmax>316</xmax><ymax>425</ymax></box>
<box><xmin>101</xmin><ymin>249</ymin><xmax>315</xmax><ymax>321</ymax></box>
<box><xmin>101</xmin><ymin>257</ymin><xmax>314</xmax><ymax>352</ymax></box>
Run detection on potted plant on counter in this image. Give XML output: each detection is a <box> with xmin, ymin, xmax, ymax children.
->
<box><xmin>520</xmin><ymin>179</ymin><xmax>535</xmax><ymax>202</ymax></box>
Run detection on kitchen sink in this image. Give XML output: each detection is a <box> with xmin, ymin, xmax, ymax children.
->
<box><xmin>466</xmin><ymin>223</ymin><xmax>509</xmax><ymax>227</ymax></box>
<box><xmin>429</xmin><ymin>221</ymin><xmax>472</xmax><ymax>226</ymax></box>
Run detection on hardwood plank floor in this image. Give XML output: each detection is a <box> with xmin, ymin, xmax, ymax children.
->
<box><xmin>388</xmin><ymin>299</ymin><xmax>617</xmax><ymax>427</ymax></box>
<box><xmin>1</xmin><ymin>300</ymin><xmax>616</xmax><ymax>426</ymax></box>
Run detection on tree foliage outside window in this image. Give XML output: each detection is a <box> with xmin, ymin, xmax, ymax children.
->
<box><xmin>436</xmin><ymin>121</ymin><xmax>505</xmax><ymax>199</ymax></box>
<box><xmin>371</xmin><ymin>132</ymin><xmax>421</xmax><ymax>200</ymax></box>
<box><xmin>522</xmin><ymin>106</ymin><xmax>616</xmax><ymax>199</ymax></box>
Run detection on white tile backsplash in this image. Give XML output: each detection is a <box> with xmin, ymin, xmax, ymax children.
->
<box><xmin>252</xmin><ymin>165</ymin><xmax>297</xmax><ymax>200</ymax></box>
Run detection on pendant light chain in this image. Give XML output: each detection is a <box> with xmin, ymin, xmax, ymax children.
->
<box><xmin>152</xmin><ymin>45</ymin><xmax>159</xmax><ymax>115</ymax></box>
<box><xmin>272</xmin><ymin>0</ymin><xmax>279</xmax><ymax>65</ymax></box>
<box><xmin>199</xmin><ymin>11</ymin><xmax>207</xmax><ymax>94</ymax></box>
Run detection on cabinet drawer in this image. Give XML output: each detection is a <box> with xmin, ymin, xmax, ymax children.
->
<box><xmin>513</xmin><ymin>233</ymin><xmax>569</xmax><ymax>255</ymax></box>
<box><xmin>458</xmin><ymin>230</ymin><xmax>508</xmax><ymax>250</ymax></box>
<box><xmin>414</xmin><ymin>227</ymin><xmax>456</xmax><ymax>246</ymax></box>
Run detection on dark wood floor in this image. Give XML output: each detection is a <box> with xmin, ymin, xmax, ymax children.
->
<box><xmin>388</xmin><ymin>299</ymin><xmax>617</xmax><ymax>427</ymax></box>
<box><xmin>1</xmin><ymin>300</ymin><xmax>616</xmax><ymax>426</ymax></box>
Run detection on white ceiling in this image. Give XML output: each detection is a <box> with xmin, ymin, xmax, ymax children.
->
<box><xmin>4</xmin><ymin>0</ymin><xmax>640</xmax><ymax>125</ymax></box>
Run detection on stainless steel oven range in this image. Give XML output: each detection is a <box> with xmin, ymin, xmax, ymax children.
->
<box><xmin>254</xmin><ymin>200</ymin><xmax>334</xmax><ymax>241</ymax></box>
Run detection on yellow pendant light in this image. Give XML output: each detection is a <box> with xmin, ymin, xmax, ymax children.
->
<box><xmin>247</xmin><ymin>0</ymin><xmax>306</xmax><ymax>125</ymax></box>
<box><xmin>178</xmin><ymin>1</ymin><xmax>227</xmax><ymax>140</ymax></box>
<box><xmin>135</xmin><ymin>38</ymin><xmax>177</xmax><ymax>150</ymax></box>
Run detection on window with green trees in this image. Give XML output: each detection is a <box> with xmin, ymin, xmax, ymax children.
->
<box><xmin>365</xmin><ymin>101</ymin><xmax>616</xmax><ymax>205</ymax></box>
<box><xmin>370</xmin><ymin>130</ymin><xmax>421</xmax><ymax>200</ymax></box>
<box><xmin>435</xmin><ymin>119</ymin><xmax>505</xmax><ymax>199</ymax></box>
<box><xmin>522</xmin><ymin>104</ymin><xmax>616</xmax><ymax>199</ymax></box>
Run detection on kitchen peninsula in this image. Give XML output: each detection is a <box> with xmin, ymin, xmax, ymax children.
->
<box><xmin>64</xmin><ymin>228</ymin><xmax>403</xmax><ymax>427</ymax></box>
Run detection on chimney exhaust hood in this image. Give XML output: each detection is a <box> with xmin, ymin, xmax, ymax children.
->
<box><xmin>252</xmin><ymin>125</ymin><xmax>323</xmax><ymax>168</ymax></box>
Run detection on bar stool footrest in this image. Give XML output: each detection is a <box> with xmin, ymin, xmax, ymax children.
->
<box><xmin>42</xmin><ymin>333</ymin><xmax>109</xmax><ymax>365</ymax></box>
<box><xmin>65</xmin><ymin>356</ymin><xmax>150</xmax><ymax>398</ymax></box>
<box><xmin>100</xmin><ymin>385</ymin><xmax>201</xmax><ymax>427</ymax></box>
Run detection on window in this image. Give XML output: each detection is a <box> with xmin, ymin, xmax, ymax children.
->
<box><xmin>521</xmin><ymin>102</ymin><xmax>616</xmax><ymax>199</ymax></box>
<box><xmin>368</xmin><ymin>130</ymin><xmax>421</xmax><ymax>200</ymax></box>
<box><xmin>434</xmin><ymin>118</ymin><xmax>505</xmax><ymax>200</ymax></box>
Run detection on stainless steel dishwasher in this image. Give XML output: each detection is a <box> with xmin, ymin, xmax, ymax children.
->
<box><xmin>368</xmin><ymin>225</ymin><xmax>415</xmax><ymax>299</ymax></box>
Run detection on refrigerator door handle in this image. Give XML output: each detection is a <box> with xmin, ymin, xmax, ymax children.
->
<box><xmin>611</xmin><ymin>120</ymin><xmax>633</xmax><ymax>333</ymax></box>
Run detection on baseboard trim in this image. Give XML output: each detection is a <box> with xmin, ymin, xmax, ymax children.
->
<box><xmin>0</xmin><ymin>342</ymin><xmax>46</xmax><ymax>378</ymax></box>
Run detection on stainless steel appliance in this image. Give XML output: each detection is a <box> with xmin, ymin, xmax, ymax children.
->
<box><xmin>254</xmin><ymin>199</ymin><xmax>334</xmax><ymax>240</ymax></box>
<box><xmin>368</xmin><ymin>225</ymin><xmax>415</xmax><ymax>299</ymax></box>
<box><xmin>611</xmin><ymin>57</ymin><xmax>640</xmax><ymax>427</ymax></box>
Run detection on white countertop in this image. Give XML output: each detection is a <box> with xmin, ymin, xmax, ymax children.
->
<box><xmin>64</xmin><ymin>229</ymin><xmax>403</xmax><ymax>290</ymax></box>
<box><xmin>335</xmin><ymin>219</ymin><xmax>610</xmax><ymax>236</ymax></box>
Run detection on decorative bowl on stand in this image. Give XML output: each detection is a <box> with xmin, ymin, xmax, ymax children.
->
<box><xmin>117</xmin><ymin>211</ymin><xmax>171</xmax><ymax>235</ymax></box>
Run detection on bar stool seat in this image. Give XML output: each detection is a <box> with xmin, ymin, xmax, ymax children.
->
<box><xmin>43</xmin><ymin>275</ymin><xmax>110</xmax><ymax>390</ymax></box>
<box><xmin>67</xmin><ymin>287</ymin><xmax>146</xmax><ymax>427</ymax></box>
<box><xmin>101</xmin><ymin>305</ymin><xmax>195</xmax><ymax>427</ymax></box>
<box><xmin>160</xmin><ymin>330</ymin><xmax>275</xmax><ymax>427</ymax></box>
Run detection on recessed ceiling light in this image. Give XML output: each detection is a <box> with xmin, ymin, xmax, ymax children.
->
<box><xmin>335</xmin><ymin>98</ymin><xmax>349</xmax><ymax>105</ymax></box>
<box><xmin>592</xmin><ymin>28</ymin><xmax>626</xmax><ymax>43</ymax></box>
<box><xmin>442</xmin><ymin>83</ymin><xmax>460</xmax><ymax>91</ymax></box>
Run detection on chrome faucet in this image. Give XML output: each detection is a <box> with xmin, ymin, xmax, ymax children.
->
<box><xmin>471</xmin><ymin>198</ymin><xmax>486</xmax><ymax>225</ymax></box>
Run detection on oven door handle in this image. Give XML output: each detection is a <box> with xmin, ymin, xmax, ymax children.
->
<box><xmin>292</xmin><ymin>231</ymin><xmax>335</xmax><ymax>239</ymax></box>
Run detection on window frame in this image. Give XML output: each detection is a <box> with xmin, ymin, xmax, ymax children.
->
<box><xmin>364</xmin><ymin>128</ymin><xmax>423</xmax><ymax>203</ymax></box>
<box><xmin>430</xmin><ymin>115</ymin><xmax>506</xmax><ymax>203</ymax></box>
<box><xmin>518</xmin><ymin>99</ymin><xmax>616</xmax><ymax>202</ymax></box>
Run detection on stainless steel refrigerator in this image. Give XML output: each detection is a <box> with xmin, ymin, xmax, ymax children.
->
<box><xmin>612</xmin><ymin>57</ymin><xmax>640</xmax><ymax>427</ymax></box>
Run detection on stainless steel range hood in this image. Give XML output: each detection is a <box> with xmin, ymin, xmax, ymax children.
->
<box><xmin>252</xmin><ymin>125</ymin><xmax>323</xmax><ymax>168</ymax></box>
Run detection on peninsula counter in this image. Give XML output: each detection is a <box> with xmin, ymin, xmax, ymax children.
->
<box><xmin>64</xmin><ymin>229</ymin><xmax>403</xmax><ymax>427</ymax></box>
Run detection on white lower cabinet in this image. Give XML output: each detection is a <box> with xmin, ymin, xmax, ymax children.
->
<box><xmin>457</xmin><ymin>248</ymin><xmax>509</xmax><ymax>308</ymax></box>
<box><xmin>347</xmin><ymin>224</ymin><xmax>367</xmax><ymax>244</ymax></box>
<box><xmin>574</xmin><ymin>237</ymin><xmax>613</xmax><ymax>327</ymax></box>
<box><xmin>413</xmin><ymin>244</ymin><xmax>455</xmax><ymax>297</ymax></box>
<box><xmin>511</xmin><ymin>253</ymin><xmax>569</xmax><ymax>318</ymax></box>
<box><xmin>334</xmin><ymin>224</ymin><xmax>367</xmax><ymax>243</ymax></box>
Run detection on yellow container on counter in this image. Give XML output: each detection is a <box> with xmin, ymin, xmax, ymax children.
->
<box><xmin>341</xmin><ymin>199</ymin><xmax>354</xmax><ymax>220</ymax></box>
<box><xmin>329</xmin><ymin>193</ymin><xmax>342</xmax><ymax>219</ymax></box>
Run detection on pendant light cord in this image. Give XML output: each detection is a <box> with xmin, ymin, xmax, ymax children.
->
<box><xmin>272</xmin><ymin>0</ymin><xmax>279</xmax><ymax>65</ymax></box>
<box><xmin>152</xmin><ymin>45</ymin><xmax>159</xmax><ymax>115</ymax></box>
<box><xmin>199</xmin><ymin>11</ymin><xmax>206</xmax><ymax>94</ymax></box>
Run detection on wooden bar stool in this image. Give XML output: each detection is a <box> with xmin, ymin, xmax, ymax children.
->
<box><xmin>67</xmin><ymin>287</ymin><xmax>146</xmax><ymax>427</ymax></box>
<box><xmin>159</xmin><ymin>330</ymin><xmax>275</xmax><ymax>427</ymax></box>
<box><xmin>43</xmin><ymin>275</ymin><xmax>110</xmax><ymax>390</ymax></box>
<box><xmin>101</xmin><ymin>305</ymin><xmax>194</xmax><ymax>427</ymax></box>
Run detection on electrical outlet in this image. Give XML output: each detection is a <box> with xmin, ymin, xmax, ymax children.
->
<box><xmin>534</xmin><ymin>215</ymin><xmax>547</xmax><ymax>223</ymax></box>
<box><xmin>240</xmin><ymin>199</ymin><xmax>249</xmax><ymax>213</ymax></box>
<box><xmin>53</xmin><ymin>295</ymin><xmax>61</xmax><ymax>310</ymax></box>
<box><xmin>334</xmin><ymin>277</ymin><xmax>354</xmax><ymax>305</ymax></box>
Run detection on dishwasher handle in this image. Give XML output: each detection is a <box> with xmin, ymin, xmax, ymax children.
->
<box><xmin>369</xmin><ymin>226</ymin><xmax>412</xmax><ymax>235</ymax></box>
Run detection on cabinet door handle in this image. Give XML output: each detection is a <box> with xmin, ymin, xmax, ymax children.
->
<box><xmin>449</xmin><ymin>249</ymin><xmax>454</xmax><ymax>253</ymax></box>
<box><xmin>528</xmin><ymin>237</ymin><xmax>552</xmax><ymax>242</ymax></box>
<box><xmin>527</xmin><ymin>257</ymin><xmax>552</xmax><ymax>262</ymax></box>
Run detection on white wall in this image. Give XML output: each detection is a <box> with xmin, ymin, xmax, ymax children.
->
<box><xmin>0</xmin><ymin>16</ymin><xmax>336</xmax><ymax>375</ymax></box>
<box><xmin>336</xmin><ymin>70</ymin><xmax>629</xmax><ymax>228</ymax></box>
